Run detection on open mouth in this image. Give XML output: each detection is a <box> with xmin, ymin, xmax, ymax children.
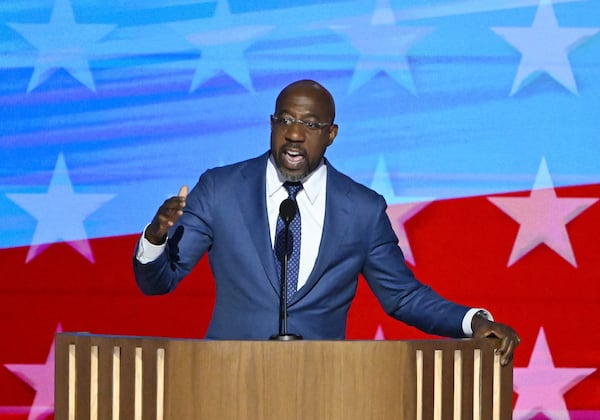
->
<box><xmin>282</xmin><ymin>149</ymin><xmax>305</xmax><ymax>167</ymax></box>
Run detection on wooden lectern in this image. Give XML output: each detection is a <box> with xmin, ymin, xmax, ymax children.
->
<box><xmin>55</xmin><ymin>333</ymin><xmax>513</xmax><ymax>419</ymax></box>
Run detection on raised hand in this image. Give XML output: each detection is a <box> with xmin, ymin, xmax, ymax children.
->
<box><xmin>144</xmin><ymin>185</ymin><xmax>189</xmax><ymax>245</ymax></box>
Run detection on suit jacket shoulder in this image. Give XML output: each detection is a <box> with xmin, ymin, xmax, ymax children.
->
<box><xmin>199</xmin><ymin>151</ymin><xmax>269</xmax><ymax>185</ymax></box>
<box><xmin>324</xmin><ymin>159</ymin><xmax>390</xmax><ymax>229</ymax></box>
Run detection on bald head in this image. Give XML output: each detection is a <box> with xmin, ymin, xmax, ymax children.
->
<box><xmin>275</xmin><ymin>80</ymin><xmax>336</xmax><ymax>124</ymax></box>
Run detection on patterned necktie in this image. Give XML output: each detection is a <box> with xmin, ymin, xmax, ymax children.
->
<box><xmin>274</xmin><ymin>181</ymin><xmax>303</xmax><ymax>303</ymax></box>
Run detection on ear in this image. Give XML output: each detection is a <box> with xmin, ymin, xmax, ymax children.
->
<box><xmin>327</xmin><ymin>124</ymin><xmax>338</xmax><ymax>146</ymax></box>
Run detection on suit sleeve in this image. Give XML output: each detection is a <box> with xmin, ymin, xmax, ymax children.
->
<box><xmin>132</xmin><ymin>172</ymin><xmax>215</xmax><ymax>295</ymax></box>
<box><xmin>360</xmin><ymin>195</ymin><xmax>471</xmax><ymax>338</ymax></box>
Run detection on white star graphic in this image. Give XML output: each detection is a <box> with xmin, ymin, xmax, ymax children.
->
<box><xmin>513</xmin><ymin>327</ymin><xmax>596</xmax><ymax>419</ymax></box>
<box><xmin>171</xmin><ymin>0</ymin><xmax>273</xmax><ymax>92</ymax></box>
<box><xmin>7</xmin><ymin>0</ymin><xmax>116</xmax><ymax>93</ymax></box>
<box><xmin>374</xmin><ymin>324</ymin><xmax>386</xmax><ymax>340</ymax></box>
<box><xmin>4</xmin><ymin>324</ymin><xmax>62</xmax><ymax>420</ymax></box>
<box><xmin>370</xmin><ymin>155</ymin><xmax>434</xmax><ymax>265</ymax></box>
<box><xmin>487</xmin><ymin>157</ymin><xmax>598</xmax><ymax>267</ymax></box>
<box><xmin>330</xmin><ymin>0</ymin><xmax>434</xmax><ymax>94</ymax></box>
<box><xmin>491</xmin><ymin>0</ymin><xmax>600</xmax><ymax>95</ymax></box>
<box><xmin>6</xmin><ymin>153</ymin><xmax>115</xmax><ymax>263</ymax></box>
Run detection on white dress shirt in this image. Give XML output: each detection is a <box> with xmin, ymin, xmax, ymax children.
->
<box><xmin>266</xmin><ymin>154</ymin><xmax>326</xmax><ymax>291</ymax></box>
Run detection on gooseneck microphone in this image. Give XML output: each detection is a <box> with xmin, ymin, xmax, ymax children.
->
<box><xmin>270</xmin><ymin>198</ymin><xmax>303</xmax><ymax>341</ymax></box>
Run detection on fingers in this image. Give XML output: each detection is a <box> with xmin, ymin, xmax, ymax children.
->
<box><xmin>497</xmin><ymin>334</ymin><xmax>520</xmax><ymax>366</ymax></box>
<box><xmin>163</xmin><ymin>185</ymin><xmax>188</xmax><ymax>218</ymax></box>
<box><xmin>147</xmin><ymin>187</ymin><xmax>188</xmax><ymax>241</ymax></box>
<box><xmin>178</xmin><ymin>185</ymin><xmax>189</xmax><ymax>198</ymax></box>
<box><xmin>153</xmin><ymin>189</ymin><xmax>188</xmax><ymax>228</ymax></box>
<box><xmin>494</xmin><ymin>327</ymin><xmax>521</xmax><ymax>366</ymax></box>
<box><xmin>160</xmin><ymin>194</ymin><xmax>186</xmax><ymax>226</ymax></box>
<box><xmin>497</xmin><ymin>336</ymin><xmax>513</xmax><ymax>366</ymax></box>
<box><xmin>166</xmin><ymin>186</ymin><xmax>188</xmax><ymax>225</ymax></box>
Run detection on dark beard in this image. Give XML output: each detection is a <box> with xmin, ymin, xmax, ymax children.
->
<box><xmin>281</xmin><ymin>170</ymin><xmax>306</xmax><ymax>182</ymax></box>
<box><xmin>275</xmin><ymin>150</ymin><xmax>310</xmax><ymax>182</ymax></box>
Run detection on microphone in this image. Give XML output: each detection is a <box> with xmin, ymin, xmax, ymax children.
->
<box><xmin>270</xmin><ymin>198</ymin><xmax>303</xmax><ymax>341</ymax></box>
<box><xmin>279</xmin><ymin>198</ymin><xmax>297</xmax><ymax>224</ymax></box>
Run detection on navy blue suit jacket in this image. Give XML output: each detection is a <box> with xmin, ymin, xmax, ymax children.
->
<box><xmin>133</xmin><ymin>152</ymin><xmax>471</xmax><ymax>339</ymax></box>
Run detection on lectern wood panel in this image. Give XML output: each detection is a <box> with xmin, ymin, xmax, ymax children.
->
<box><xmin>163</xmin><ymin>340</ymin><xmax>414</xmax><ymax>419</ymax></box>
<box><xmin>55</xmin><ymin>334</ymin><xmax>513</xmax><ymax>420</ymax></box>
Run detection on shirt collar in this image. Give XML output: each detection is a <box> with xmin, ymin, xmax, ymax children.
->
<box><xmin>267</xmin><ymin>153</ymin><xmax>326</xmax><ymax>204</ymax></box>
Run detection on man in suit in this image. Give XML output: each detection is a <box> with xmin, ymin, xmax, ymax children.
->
<box><xmin>134</xmin><ymin>79</ymin><xmax>520</xmax><ymax>365</ymax></box>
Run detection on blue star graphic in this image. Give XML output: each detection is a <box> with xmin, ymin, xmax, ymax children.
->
<box><xmin>329</xmin><ymin>0</ymin><xmax>434</xmax><ymax>94</ymax></box>
<box><xmin>7</xmin><ymin>0</ymin><xmax>116</xmax><ymax>92</ymax></box>
<box><xmin>491</xmin><ymin>0</ymin><xmax>600</xmax><ymax>95</ymax></box>
<box><xmin>5</xmin><ymin>154</ymin><xmax>115</xmax><ymax>263</ymax></box>
<box><xmin>171</xmin><ymin>0</ymin><xmax>273</xmax><ymax>92</ymax></box>
<box><xmin>370</xmin><ymin>155</ymin><xmax>434</xmax><ymax>265</ymax></box>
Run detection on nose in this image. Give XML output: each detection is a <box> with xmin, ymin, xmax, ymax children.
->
<box><xmin>285</xmin><ymin>121</ymin><xmax>305</xmax><ymax>142</ymax></box>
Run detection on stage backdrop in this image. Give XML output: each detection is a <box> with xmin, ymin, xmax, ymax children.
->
<box><xmin>1</xmin><ymin>0</ymin><xmax>599</xmax><ymax>418</ymax></box>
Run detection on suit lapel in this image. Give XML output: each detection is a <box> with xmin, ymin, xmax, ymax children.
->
<box><xmin>237</xmin><ymin>153</ymin><xmax>281</xmax><ymax>294</ymax></box>
<box><xmin>290</xmin><ymin>163</ymin><xmax>354</xmax><ymax>304</ymax></box>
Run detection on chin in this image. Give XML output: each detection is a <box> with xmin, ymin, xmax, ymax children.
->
<box><xmin>276</xmin><ymin>160</ymin><xmax>308</xmax><ymax>182</ymax></box>
<box><xmin>276</xmin><ymin>151</ymin><xmax>319</xmax><ymax>181</ymax></box>
<box><xmin>282</xmin><ymin>172</ymin><xmax>305</xmax><ymax>182</ymax></box>
<box><xmin>279</xmin><ymin>165</ymin><xmax>309</xmax><ymax>181</ymax></box>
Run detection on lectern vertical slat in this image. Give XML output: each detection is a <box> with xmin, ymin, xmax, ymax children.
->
<box><xmin>433</xmin><ymin>349</ymin><xmax>443</xmax><ymax>420</ymax></box>
<box><xmin>453</xmin><ymin>350</ymin><xmax>462</xmax><ymax>420</ymax></box>
<box><xmin>112</xmin><ymin>346</ymin><xmax>120</xmax><ymax>420</ymax></box>
<box><xmin>156</xmin><ymin>348</ymin><xmax>165</xmax><ymax>420</ymax></box>
<box><xmin>134</xmin><ymin>347</ymin><xmax>142</xmax><ymax>420</ymax></box>
<box><xmin>473</xmin><ymin>348</ymin><xmax>482</xmax><ymax>420</ymax></box>
<box><xmin>493</xmin><ymin>353</ymin><xmax>502</xmax><ymax>420</ymax></box>
<box><xmin>90</xmin><ymin>345</ymin><xmax>98</xmax><ymax>420</ymax></box>
<box><xmin>416</xmin><ymin>350</ymin><xmax>423</xmax><ymax>420</ymax></box>
<box><xmin>68</xmin><ymin>344</ymin><xmax>76</xmax><ymax>420</ymax></box>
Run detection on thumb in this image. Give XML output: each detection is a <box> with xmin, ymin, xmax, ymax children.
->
<box><xmin>178</xmin><ymin>185</ymin><xmax>189</xmax><ymax>198</ymax></box>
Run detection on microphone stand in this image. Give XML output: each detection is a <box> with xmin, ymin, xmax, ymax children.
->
<box><xmin>270</xmin><ymin>200</ymin><xmax>303</xmax><ymax>341</ymax></box>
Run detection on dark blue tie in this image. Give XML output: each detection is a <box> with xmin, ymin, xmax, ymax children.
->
<box><xmin>274</xmin><ymin>182</ymin><xmax>303</xmax><ymax>303</ymax></box>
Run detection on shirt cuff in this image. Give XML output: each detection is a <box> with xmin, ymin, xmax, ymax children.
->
<box><xmin>135</xmin><ymin>225</ymin><xmax>167</xmax><ymax>264</ymax></box>
<box><xmin>462</xmin><ymin>308</ymin><xmax>494</xmax><ymax>337</ymax></box>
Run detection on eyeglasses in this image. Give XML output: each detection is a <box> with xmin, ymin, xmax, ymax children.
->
<box><xmin>270</xmin><ymin>115</ymin><xmax>332</xmax><ymax>131</ymax></box>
